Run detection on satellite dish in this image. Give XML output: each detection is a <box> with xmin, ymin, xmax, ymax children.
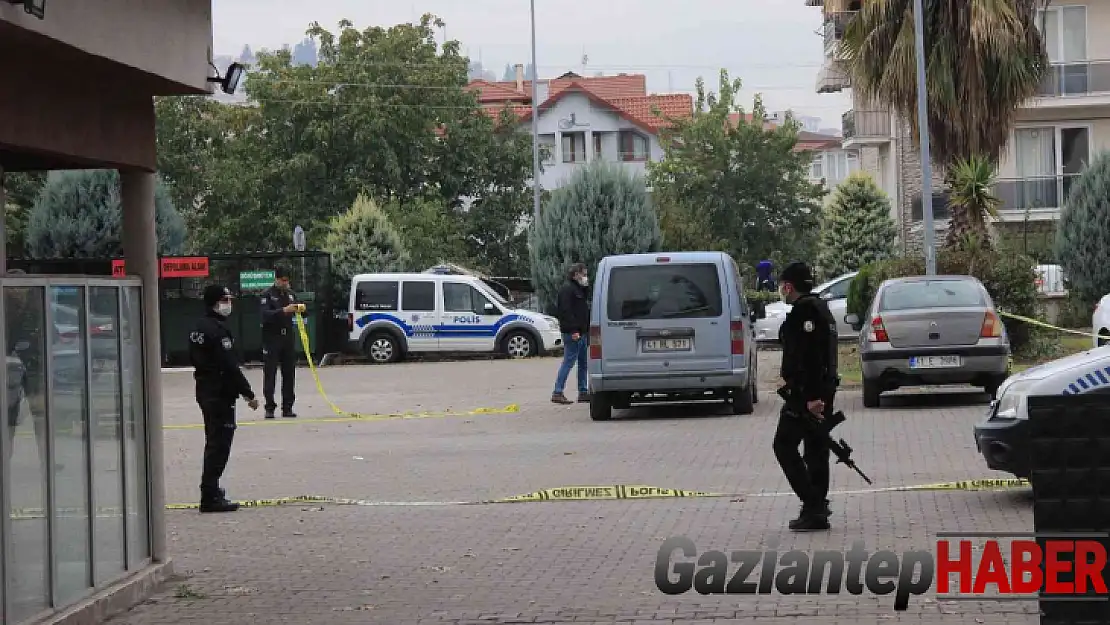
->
<box><xmin>293</xmin><ymin>226</ymin><xmax>306</xmax><ymax>252</ymax></box>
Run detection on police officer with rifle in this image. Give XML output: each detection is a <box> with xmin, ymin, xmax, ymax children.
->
<box><xmin>772</xmin><ymin>261</ymin><xmax>842</xmax><ymax>532</ymax></box>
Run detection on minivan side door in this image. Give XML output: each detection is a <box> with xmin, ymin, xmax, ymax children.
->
<box><xmin>399</xmin><ymin>279</ymin><xmax>440</xmax><ymax>352</ymax></box>
<box><xmin>441</xmin><ymin>280</ymin><xmax>502</xmax><ymax>351</ymax></box>
<box><xmin>351</xmin><ymin>279</ymin><xmax>401</xmax><ymax>341</ymax></box>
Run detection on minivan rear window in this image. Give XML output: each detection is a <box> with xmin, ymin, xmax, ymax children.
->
<box><xmin>879</xmin><ymin>280</ymin><xmax>985</xmax><ymax>311</ymax></box>
<box><xmin>606</xmin><ymin>263</ymin><xmax>723</xmax><ymax>321</ymax></box>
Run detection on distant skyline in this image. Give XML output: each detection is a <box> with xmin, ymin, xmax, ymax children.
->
<box><xmin>211</xmin><ymin>0</ymin><xmax>853</xmax><ymax>128</ymax></box>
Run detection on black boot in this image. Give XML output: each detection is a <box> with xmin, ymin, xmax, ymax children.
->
<box><xmin>200</xmin><ymin>487</ymin><xmax>239</xmax><ymax>513</ymax></box>
<box><xmin>788</xmin><ymin>511</ymin><xmax>830</xmax><ymax>531</ymax></box>
<box><xmin>264</xmin><ymin>410</ymin><xmax>275</xmax><ymax>420</ymax></box>
<box><xmin>282</xmin><ymin>409</ymin><xmax>297</xmax><ymax>418</ymax></box>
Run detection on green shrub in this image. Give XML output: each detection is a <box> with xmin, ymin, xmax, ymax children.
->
<box><xmin>816</xmin><ymin>172</ymin><xmax>897</xmax><ymax>280</ymax></box>
<box><xmin>323</xmin><ymin>194</ymin><xmax>410</xmax><ymax>289</ymax></box>
<box><xmin>1055</xmin><ymin>150</ymin><xmax>1110</xmax><ymax>304</ymax></box>
<box><xmin>529</xmin><ymin>160</ymin><xmax>662</xmax><ymax>314</ymax></box>
<box><xmin>745</xmin><ymin>290</ymin><xmax>780</xmax><ymax>306</ymax></box>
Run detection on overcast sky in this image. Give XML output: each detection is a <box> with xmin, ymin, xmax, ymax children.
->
<box><xmin>212</xmin><ymin>0</ymin><xmax>852</xmax><ymax>128</ymax></box>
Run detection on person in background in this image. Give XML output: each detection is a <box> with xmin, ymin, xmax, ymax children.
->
<box><xmin>189</xmin><ymin>285</ymin><xmax>259</xmax><ymax>513</ymax></box>
<box><xmin>756</xmin><ymin>259</ymin><xmax>775</xmax><ymax>291</ymax></box>
<box><xmin>552</xmin><ymin>263</ymin><xmax>591</xmax><ymax>405</ymax></box>
<box><xmin>259</xmin><ymin>266</ymin><xmax>305</xmax><ymax>419</ymax></box>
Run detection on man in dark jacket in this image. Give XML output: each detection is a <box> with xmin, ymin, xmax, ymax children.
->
<box><xmin>190</xmin><ymin>285</ymin><xmax>259</xmax><ymax>512</ymax></box>
<box><xmin>552</xmin><ymin>262</ymin><xmax>591</xmax><ymax>404</ymax></box>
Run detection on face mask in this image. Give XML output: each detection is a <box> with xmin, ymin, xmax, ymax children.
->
<box><xmin>216</xmin><ymin>302</ymin><xmax>233</xmax><ymax>317</ymax></box>
<box><xmin>578</xmin><ymin>276</ymin><xmax>589</xmax><ymax>287</ymax></box>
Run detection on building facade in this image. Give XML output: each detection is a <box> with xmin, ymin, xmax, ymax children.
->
<box><xmin>1</xmin><ymin>2</ymin><xmax>217</xmax><ymax>623</ymax></box>
<box><xmin>467</xmin><ymin>69</ymin><xmax>693</xmax><ymax>191</ymax></box>
<box><xmin>809</xmin><ymin>0</ymin><xmax>1108</xmax><ymax>254</ymax></box>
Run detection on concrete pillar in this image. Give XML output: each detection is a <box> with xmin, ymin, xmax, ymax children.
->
<box><xmin>585</xmin><ymin>130</ymin><xmax>594</xmax><ymax>162</ymax></box>
<box><xmin>119</xmin><ymin>169</ymin><xmax>166</xmax><ymax>564</ymax></box>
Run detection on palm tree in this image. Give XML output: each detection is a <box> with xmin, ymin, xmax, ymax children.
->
<box><xmin>945</xmin><ymin>154</ymin><xmax>1002</xmax><ymax>249</ymax></box>
<box><xmin>839</xmin><ymin>0</ymin><xmax>1050</xmax><ymax>243</ymax></box>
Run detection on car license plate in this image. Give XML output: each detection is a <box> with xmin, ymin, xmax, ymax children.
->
<box><xmin>910</xmin><ymin>355</ymin><xmax>961</xmax><ymax>369</ymax></box>
<box><xmin>643</xmin><ymin>338</ymin><xmax>691</xmax><ymax>352</ymax></box>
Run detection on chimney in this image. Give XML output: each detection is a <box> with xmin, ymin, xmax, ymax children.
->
<box><xmin>515</xmin><ymin>64</ymin><xmax>525</xmax><ymax>92</ymax></box>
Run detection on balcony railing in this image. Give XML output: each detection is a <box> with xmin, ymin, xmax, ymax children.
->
<box><xmin>842</xmin><ymin>109</ymin><xmax>890</xmax><ymax>140</ymax></box>
<box><xmin>993</xmin><ymin>175</ymin><xmax>1080</xmax><ymax>212</ymax></box>
<box><xmin>823</xmin><ymin>11</ymin><xmax>857</xmax><ymax>55</ymax></box>
<box><xmin>1036</xmin><ymin>61</ymin><xmax>1110</xmax><ymax>98</ymax></box>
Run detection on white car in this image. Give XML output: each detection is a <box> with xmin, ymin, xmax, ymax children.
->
<box><xmin>974</xmin><ymin>343</ymin><xmax>1110</xmax><ymax>478</ymax></box>
<box><xmin>753</xmin><ymin>271</ymin><xmax>859</xmax><ymax>342</ymax></box>
<box><xmin>1094</xmin><ymin>293</ymin><xmax>1110</xmax><ymax>348</ymax></box>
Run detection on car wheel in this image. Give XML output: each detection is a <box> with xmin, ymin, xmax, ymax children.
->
<box><xmin>862</xmin><ymin>377</ymin><xmax>881</xmax><ymax>408</ymax></box>
<box><xmin>365</xmin><ymin>332</ymin><xmax>401</xmax><ymax>364</ymax></box>
<box><xmin>503</xmin><ymin>331</ymin><xmax>536</xmax><ymax>359</ymax></box>
<box><xmin>732</xmin><ymin>379</ymin><xmax>755</xmax><ymax>415</ymax></box>
<box><xmin>1099</xmin><ymin>328</ymin><xmax>1110</xmax><ymax>347</ymax></box>
<box><xmin>590</xmin><ymin>392</ymin><xmax>613</xmax><ymax>421</ymax></box>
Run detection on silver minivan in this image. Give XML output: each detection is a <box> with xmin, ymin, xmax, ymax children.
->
<box><xmin>586</xmin><ymin>251</ymin><xmax>762</xmax><ymax>421</ymax></box>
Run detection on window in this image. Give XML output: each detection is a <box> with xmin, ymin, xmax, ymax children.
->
<box><xmin>811</xmin><ymin>156</ymin><xmax>824</xmax><ymax>179</ymax></box>
<box><xmin>879</xmin><ymin>280</ymin><xmax>985</xmax><ymax>311</ymax></box>
<box><xmin>354</xmin><ymin>281</ymin><xmax>398</xmax><ymax>311</ymax></box>
<box><xmin>539</xmin><ymin>134</ymin><xmax>556</xmax><ymax>165</ymax></box>
<box><xmin>606</xmin><ymin>263</ymin><xmax>723</xmax><ymax>321</ymax></box>
<box><xmin>562</xmin><ymin>132</ymin><xmax>586</xmax><ymax>163</ymax></box>
<box><xmin>1011</xmin><ymin>125</ymin><xmax>1090</xmax><ymax>209</ymax></box>
<box><xmin>821</xmin><ymin>277</ymin><xmax>853</xmax><ymax>301</ymax></box>
<box><xmin>619</xmin><ymin>131</ymin><xmax>649</xmax><ymax>161</ymax></box>
<box><xmin>593</xmin><ymin>133</ymin><xmax>603</xmax><ymax>159</ymax></box>
<box><xmin>401</xmin><ymin>281</ymin><xmax>435</xmax><ymax>311</ymax></box>
<box><xmin>443</xmin><ymin>282</ymin><xmax>495</xmax><ymax>314</ymax></box>
<box><xmin>911</xmin><ymin>192</ymin><xmax>952</xmax><ymax>221</ymax></box>
<box><xmin>1037</xmin><ymin>6</ymin><xmax>1088</xmax><ymax>95</ymax></box>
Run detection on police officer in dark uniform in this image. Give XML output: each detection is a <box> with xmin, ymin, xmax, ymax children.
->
<box><xmin>189</xmin><ymin>285</ymin><xmax>259</xmax><ymax>513</ymax></box>
<box><xmin>259</xmin><ymin>267</ymin><xmax>304</xmax><ymax>419</ymax></box>
<box><xmin>773</xmin><ymin>261</ymin><xmax>839</xmax><ymax>532</ymax></box>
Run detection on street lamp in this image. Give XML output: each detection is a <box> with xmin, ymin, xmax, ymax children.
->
<box><xmin>912</xmin><ymin>0</ymin><xmax>936</xmax><ymax>274</ymax></box>
<box><xmin>530</xmin><ymin>0</ymin><xmax>541</xmax><ymax>221</ymax></box>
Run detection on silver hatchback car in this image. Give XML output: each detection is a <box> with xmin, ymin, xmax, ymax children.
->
<box><xmin>845</xmin><ymin>275</ymin><xmax>1011</xmax><ymax>407</ymax></box>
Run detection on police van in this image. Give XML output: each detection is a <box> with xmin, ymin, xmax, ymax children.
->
<box><xmin>347</xmin><ymin>273</ymin><xmax>563</xmax><ymax>363</ymax></box>
<box><xmin>974</xmin><ymin>344</ymin><xmax>1110</xmax><ymax>478</ymax></box>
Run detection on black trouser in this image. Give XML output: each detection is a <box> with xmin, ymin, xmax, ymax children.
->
<box><xmin>772</xmin><ymin>394</ymin><xmax>833</xmax><ymax>514</ymax></box>
<box><xmin>262</xmin><ymin>334</ymin><xmax>296</xmax><ymax>412</ymax></box>
<box><xmin>199</xmin><ymin>398</ymin><xmax>237</xmax><ymax>501</ymax></box>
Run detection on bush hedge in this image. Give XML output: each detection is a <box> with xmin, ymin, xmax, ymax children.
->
<box><xmin>845</xmin><ymin>248</ymin><xmax>1039</xmax><ymax>353</ymax></box>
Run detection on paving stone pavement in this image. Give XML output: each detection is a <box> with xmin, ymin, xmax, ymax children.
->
<box><xmin>105</xmin><ymin>352</ymin><xmax>1039</xmax><ymax>624</ymax></box>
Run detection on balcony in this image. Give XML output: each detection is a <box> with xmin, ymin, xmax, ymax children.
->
<box><xmin>992</xmin><ymin>175</ymin><xmax>1079</xmax><ymax>221</ymax></box>
<box><xmin>842</xmin><ymin>109</ymin><xmax>890</xmax><ymax>145</ymax></box>
<box><xmin>823</xmin><ymin>11</ymin><xmax>856</xmax><ymax>57</ymax></box>
<box><xmin>1035</xmin><ymin>61</ymin><xmax>1110</xmax><ymax>101</ymax></box>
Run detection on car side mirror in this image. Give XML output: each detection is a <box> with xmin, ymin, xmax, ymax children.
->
<box><xmin>482</xmin><ymin>302</ymin><xmax>496</xmax><ymax>314</ymax></box>
<box><xmin>844</xmin><ymin>313</ymin><xmax>862</xmax><ymax>331</ymax></box>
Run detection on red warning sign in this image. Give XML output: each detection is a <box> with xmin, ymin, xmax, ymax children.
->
<box><xmin>112</xmin><ymin>257</ymin><xmax>210</xmax><ymax>278</ymax></box>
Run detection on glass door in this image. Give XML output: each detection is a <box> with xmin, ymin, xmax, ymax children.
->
<box><xmin>1060</xmin><ymin>126</ymin><xmax>1090</xmax><ymax>203</ymax></box>
<box><xmin>1014</xmin><ymin>128</ymin><xmax>1056</xmax><ymax>210</ymax></box>
<box><xmin>1039</xmin><ymin>6</ymin><xmax>1088</xmax><ymax>95</ymax></box>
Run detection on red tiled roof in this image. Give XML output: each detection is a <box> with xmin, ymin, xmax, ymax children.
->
<box><xmin>609</xmin><ymin>94</ymin><xmax>694</xmax><ymax>131</ymax></box>
<box><xmin>465</xmin><ymin>73</ymin><xmax>648</xmax><ymax>105</ymax></box>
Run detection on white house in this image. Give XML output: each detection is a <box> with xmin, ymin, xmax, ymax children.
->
<box><xmin>467</xmin><ymin>68</ymin><xmax>694</xmax><ymax>191</ymax></box>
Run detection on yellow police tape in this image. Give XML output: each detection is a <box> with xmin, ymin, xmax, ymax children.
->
<box><xmin>163</xmin><ymin>314</ymin><xmax>520</xmax><ymax>430</ymax></box>
<box><xmin>999</xmin><ymin>310</ymin><xmax>1105</xmax><ymax>339</ymax></box>
<box><xmin>5</xmin><ymin>478</ymin><xmax>1034</xmax><ymax>519</ymax></box>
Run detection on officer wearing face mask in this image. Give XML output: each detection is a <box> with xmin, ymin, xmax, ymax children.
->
<box><xmin>189</xmin><ymin>285</ymin><xmax>259</xmax><ymax>513</ymax></box>
<box><xmin>259</xmin><ymin>266</ymin><xmax>305</xmax><ymax>419</ymax></box>
<box><xmin>773</xmin><ymin>261</ymin><xmax>839</xmax><ymax>532</ymax></box>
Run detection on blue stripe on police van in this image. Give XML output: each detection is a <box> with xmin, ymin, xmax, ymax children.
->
<box><xmin>1068</xmin><ymin>383</ymin><xmax>1081</xmax><ymax>394</ymax></box>
<box><xmin>354</xmin><ymin>312</ymin><xmax>525</xmax><ymax>338</ymax></box>
<box><xmin>1076</xmin><ymin>377</ymin><xmax>1090</xmax><ymax>390</ymax></box>
<box><xmin>1096</xmin><ymin>370</ymin><xmax>1109</xmax><ymax>385</ymax></box>
<box><xmin>1087</xmin><ymin>373</ymin><xmax>1100</xmax><ymax>387</ymax></box>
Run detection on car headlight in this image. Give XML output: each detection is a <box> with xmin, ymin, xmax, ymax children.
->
<box><xmin>994</xmin><ymin>379</ymin><xmax>1037</xmax><ymax>420</ymax></box>
<box><xmin>545</xmin><ymin>317</ymin><xmax>560</xmax><ymax>330</ymax></box>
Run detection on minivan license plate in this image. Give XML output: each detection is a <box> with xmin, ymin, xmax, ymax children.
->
<box><xmin>643</xmin><ymin>338</ymin><xmax>691</xmax><ymax>352</ymax></box>
<box><xmin>910</xmin><ymin>355</ymin><xmax>961</xmax><ymax>369</ymax></box>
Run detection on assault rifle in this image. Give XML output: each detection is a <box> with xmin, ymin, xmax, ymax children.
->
<box><xmin>776</xmin><ymin>386</ymin><xmax>872</xmax><ymax>485</ymax></box>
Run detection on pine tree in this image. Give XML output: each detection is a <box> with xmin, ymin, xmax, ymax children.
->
<box><xmin>26</xmin><ymin>170</ymin><xmax>186</xmax><ymax>259</ymax></box>
<box><xmin>1055</xmin><ymin>150</ymin><xmax>1110</xmax><ymax>304</ymax></box>
<box><xmin>529</xmin><ymin>160</ymin><xmax>662</xmax><ymax>314</ymax></box>
<box><xmin>815</xmin><ymin>171</ymin><xmax>897</xmax><ymax>279</ymax></box>
<box><xmin>323</xmin><ymin>194</ymin><xmax>411</xmax><ymax>285</ymax></box>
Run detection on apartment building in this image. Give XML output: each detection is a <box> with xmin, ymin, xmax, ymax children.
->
<box><xmin>466</xmin><ymin>66</ymin><xmax>693</xmax><ymax>191</ymax></box>
<box><xmin>810</xmin><ymin>0</ymin><xmax>1110</xmax><ymax>250</ymax></box>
